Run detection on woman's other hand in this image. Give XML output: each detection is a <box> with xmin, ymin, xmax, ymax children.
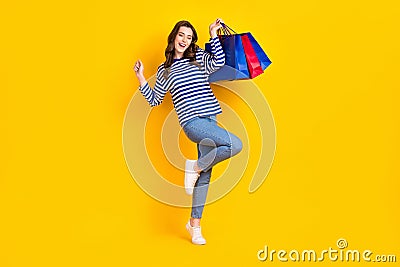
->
<box><xmin>133</xmin><ymin>59</ymin><xmax>147</xmax><ymax>86</ymax></box>
<box><xmin>209</xmin><ymin>18</ymin><xmax>224</xmax><ymax>38</ymax></box>
<box><xmin>134</xmin><ymin>59</ymin><xmax>144</xmax><ymax>77</ymax></box>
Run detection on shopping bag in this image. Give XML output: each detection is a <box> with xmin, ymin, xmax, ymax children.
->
<box><xmin>241</xmin><ymin>33</ymin><xmax>263</xmax><ymax>78</ymax></box>
<box><xmin>205</xmin><ymin>28</ymin><xmax>250</xmax><ymax>82</ymax></box>
<box><xmin>245</xmin><ymin>33</ymin><xmax>272</xmax><ymax>71</ymax></box>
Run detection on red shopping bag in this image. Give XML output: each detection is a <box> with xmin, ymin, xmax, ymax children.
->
<box><xmin>241</xmin><ymin>34</ymin><xmax>264</xmax><ymax>78</ymax></box>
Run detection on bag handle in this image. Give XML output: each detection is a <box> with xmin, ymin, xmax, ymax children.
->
<box><xmin>217</xmin><ymin>23</ymin><xmax>237</xmax><ymax>36</ymax></box>
<box><xmin>221</xmin><ymin>23</ymin><xmax>237</xmax><ymax>34</ymax></box>
<box><xmin>217</xmin><ymin>26</ymin><xmax>229</xmax><ymax>36</ymax></box>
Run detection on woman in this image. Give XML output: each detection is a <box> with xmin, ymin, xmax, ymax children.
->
<box><xmin>133</xmin><ymin>19</ymin><xmax>242</xmax><ymax>245</ymax></box>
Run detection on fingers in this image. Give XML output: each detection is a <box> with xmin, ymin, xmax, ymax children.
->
<box><xmin>211</xmin><ymin>18</ymin><xmax>223</xmax><ymax>27</ymax></box>
<box><xmin>216</xmin><ymin>18</ymin><xmax>224</xmax><ymax>24</ymax></box>
<box><xmin>133</xmin><ymin>60</ymin><xmax>143</xmax><ymax>73</ymax></box>
<box><xmin>210</xmin><ymin>18</ymin><xmax>224</xmax><ymax>32</ymax></box>
<box><xmin>213</xmin><ymin>18</ymin><xmax>224</xmax><ymax>31</ymax></box>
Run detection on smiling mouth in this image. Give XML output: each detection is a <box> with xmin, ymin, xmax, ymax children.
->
<box><xmin>178</xmin><ymin>43</ymin><xmax>186</xmax><ymax>48</ymax></box>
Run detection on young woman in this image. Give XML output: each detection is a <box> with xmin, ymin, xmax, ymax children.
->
<box><xmin>133</xmin><ymin>19</ymin><xmax>242</xmax><ymax>245</ymax></box>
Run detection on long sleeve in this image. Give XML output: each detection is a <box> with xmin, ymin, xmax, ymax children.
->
<box><xmin>137</xmin><ymin>37</ymin><xmax>225</xmax><ymax>126</ymax></box>
<box><xmin>138</xmin><ymin>64</ymin><xmax>168</xmax><ymax>107</ymax></box>
<box><xmin>199</xmin><ymin>36</ymin><xmax>225</xmax><ymax>75</ymax></box>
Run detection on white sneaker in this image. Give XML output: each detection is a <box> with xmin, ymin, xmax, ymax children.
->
<box><xmin>186</xmin><ymin>220</ymin><xmax>206</xmax><ymax>245</ymax></box>
<box><xmin>184</xmin><ymin>159</ymin><xmax>200</xmax><ymax>195</ymax></box>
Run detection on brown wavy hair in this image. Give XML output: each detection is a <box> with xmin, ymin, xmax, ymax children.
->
<box><xmin>163</xmin><ymin>20</ymin><xmax>201</xmax><ymax>79</ymax></box>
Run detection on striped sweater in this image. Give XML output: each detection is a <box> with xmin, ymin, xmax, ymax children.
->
<box><xmin>138</xmin><ymin>36</ymin><xmax>225</xmax><ymax>127</ymax></box>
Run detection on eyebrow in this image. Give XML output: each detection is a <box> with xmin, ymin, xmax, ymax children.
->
<box><xmin>178</xmin><ymin>31</ymin><xmax>192</xmax><ymax>37</ymax></box>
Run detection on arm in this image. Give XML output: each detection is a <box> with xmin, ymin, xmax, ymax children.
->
<box><xmin>201</xmin><ymin>18</ymin><xmax>226</xmax><ymax>74</ymax></box>
<box><xmin>201</xmin><ymin>36</ymin><xmax>225</xmax><ymax>75</ymax></box>
<box><xmin>133</xmin><ymin>60</ymin><xmax>168</xmax><ymax>107</ymax></box>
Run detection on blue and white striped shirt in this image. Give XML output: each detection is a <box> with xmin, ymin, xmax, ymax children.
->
<box><xmin>138</xmin><ymin>36</ymin><xmax>225</xmax><ymax>127</ymax></box>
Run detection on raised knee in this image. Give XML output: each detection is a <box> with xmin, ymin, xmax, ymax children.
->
<box><xmin>231</xmin><ymin>135</ymin><xmax>243</xmax><ymax>156</ymax></box>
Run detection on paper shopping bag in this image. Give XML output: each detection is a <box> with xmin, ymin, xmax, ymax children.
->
<box><xmin>241</xmin><ymin>33</ymin><xmax>263</xmax><ymax>78</ymax></box>
<box><xmin>206</xmin><ymin>33</ymin><xmax>250</xmax><ymax>82</ymax></box>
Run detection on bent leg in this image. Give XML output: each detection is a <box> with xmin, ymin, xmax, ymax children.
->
<box><xmin>183</xmin><ymin>118</ymin><xmax>242</xmax><ymax>173</ymax></box>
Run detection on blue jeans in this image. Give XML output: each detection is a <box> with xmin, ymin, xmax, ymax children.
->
<box><xmin>182</xmin><ymin>115</ymin><xmax>243</xmax><ymax>219</ymax></box>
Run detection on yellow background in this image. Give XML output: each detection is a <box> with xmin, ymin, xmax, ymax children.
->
<box><xmin>1</xmin><ymin>0</ymin><xmax>399</xmax><ymax>266</ymax></box>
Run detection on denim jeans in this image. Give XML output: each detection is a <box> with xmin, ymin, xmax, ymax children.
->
<box><xmin>182</xmin><ymin>115</ymin><xmax>243</xmax><ymax>219</ymax></box>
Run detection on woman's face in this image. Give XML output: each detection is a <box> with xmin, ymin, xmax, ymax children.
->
<box><xmin>174</xmin><ymin>26</ymin><xmax>193</xmax><ymax>59</ymax></box>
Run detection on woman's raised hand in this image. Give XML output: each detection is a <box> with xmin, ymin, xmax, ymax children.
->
<box><xmin>209</xmin><ymin>18</ymin><xmax>224</xmax><ymax>38</ymax></box>
<box><xmin>133</xmin><ymin>59</ymin><xmax>144</xmax><ymax>77</ymax></box>
<box><xmin>133</xmin><ymin>59</ymin><xmax>147</xmax><ymax>86</ymax></box>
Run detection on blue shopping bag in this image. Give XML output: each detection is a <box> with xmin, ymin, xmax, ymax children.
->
<box><xmin>205</xmin><ymin>32</ymin><xmax>250</xmax><ymax>82</ymax></box>
<box><xmin>246</xmin><ymin>33</ymin><xmax>272</xmax><ymax>71</ymax></box>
